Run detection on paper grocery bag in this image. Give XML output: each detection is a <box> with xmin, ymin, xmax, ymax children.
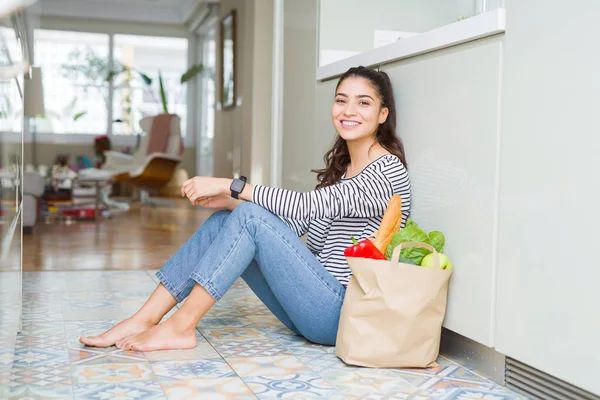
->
<box><xmin>335</xmin><ymin>241</ymin><xmax>452</xmax><ymax>368</ymax></box>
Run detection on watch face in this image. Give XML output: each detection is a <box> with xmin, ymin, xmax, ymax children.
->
<box><xmin>231</xmin><ymin>179</ymin><xmax>245</xmax><ymax>192</ymax></box>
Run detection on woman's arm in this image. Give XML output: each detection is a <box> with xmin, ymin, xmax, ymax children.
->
<box><xmin>182</xmin><ymin>176</ymin><xmax>390</xmax><ymax>220</ymax></box>
<box><xmin>181</xmin><ymin>159</ymin><xmax>408</xmax><ymax>221</ymax></box>
<box><xmin>248</xmin><ymin>173</ymin><xmax>392</xmax><ymax>220</ymax></box>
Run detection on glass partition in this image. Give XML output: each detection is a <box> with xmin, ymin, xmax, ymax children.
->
<box><xmin>0</xmin><ymin>6</ymin><xmax>28</xmax><ymax>396</ymax></box>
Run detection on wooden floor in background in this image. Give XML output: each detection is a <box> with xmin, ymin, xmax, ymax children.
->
<box><xmin>24</xmin><ymin>199</ymin><xmax>215</xmax><ymax>272</ymax></box>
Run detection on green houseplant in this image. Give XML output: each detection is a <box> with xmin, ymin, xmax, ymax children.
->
<box><xmin>61</xmin><ymin>46</ymin><xmax>203</xmax><ymax>132</ymax></box>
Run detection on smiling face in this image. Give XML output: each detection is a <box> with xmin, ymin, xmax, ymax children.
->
<box><xmin>332</xmin><ymin>76</ymin><xmax>389</xmax><ymax>143</ymax></box>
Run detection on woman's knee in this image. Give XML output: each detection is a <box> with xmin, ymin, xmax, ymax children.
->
<box><xmin>196</xmin><ymin>210</ymin><xmax>231</xmax><ymax>234</ymax></box>
<box><xmin>230</xmin><ymin>202</ymin><xmax>275</xmax><ymax>224</ymax></box>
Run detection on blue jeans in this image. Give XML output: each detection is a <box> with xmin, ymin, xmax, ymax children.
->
<box><xmin>156</xmin><ymin>202</ymin><xmax>346</xmax><ymax>345</ymax></box>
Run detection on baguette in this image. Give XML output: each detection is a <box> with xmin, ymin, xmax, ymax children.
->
<box><xmin>372</xmin><ymin>194</ymin><xmax>402</xmax><ymax>254</ymax></box>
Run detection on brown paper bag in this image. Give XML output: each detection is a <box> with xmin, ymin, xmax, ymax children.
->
<box><xmin>335</xmin><ymin>241</ymin><xmax>452</xmax><ymax>368</ymax></box>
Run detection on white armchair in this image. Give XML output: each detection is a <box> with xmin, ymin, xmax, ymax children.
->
<box><xmin>79</xmin><ymin>114</ymin><xmax>184</xmax><ymax>208</ymax></box>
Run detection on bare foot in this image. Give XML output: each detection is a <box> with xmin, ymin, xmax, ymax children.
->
<box><xmin>118</xmin><ymin>315</ymin><xmax>197</xmax><ymax>352</ymax></box>
<box><xmin>79</xmin><ymin>317</ymin><xmax>155</xmax><ymax>348</ymax></box>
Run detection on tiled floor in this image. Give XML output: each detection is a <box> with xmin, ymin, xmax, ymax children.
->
<box><xmin>2</xmin><ymin>270</ymin><xmax>529</xmax><ymax>399</ymax></box>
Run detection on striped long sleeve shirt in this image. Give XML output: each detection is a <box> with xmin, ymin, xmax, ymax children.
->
<box><xmin>251</xmin><ymin>154</ymin><xmax>411</xmax><ymax>286</ymax></box>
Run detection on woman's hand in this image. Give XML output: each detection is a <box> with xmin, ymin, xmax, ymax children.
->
<box><xmin>181</xmin><ymin>177</ymin><xmax>231</xmax><ymax>204</ymax></box>
<box><xmin>195</xmin><ymin>194</ymin><xmax>242</xmax><ymax>211</ymax></box>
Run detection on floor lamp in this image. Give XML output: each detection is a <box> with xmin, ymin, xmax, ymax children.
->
<box><xmin>24</xmin><ymin>66</ymin><xmax>44</xmax><ymax>168</ymax></box>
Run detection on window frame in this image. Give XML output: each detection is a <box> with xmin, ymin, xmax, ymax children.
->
<box><xmin>21</xmin><ymin>18</ymin><xmax>194</xmax><ymax>148</ymax></box>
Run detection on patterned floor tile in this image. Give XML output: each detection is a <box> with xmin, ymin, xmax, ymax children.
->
<box><xmin>152</xmin><ymin>358</ymin><xmax>237</xmax><ymax>381</ymax></box>
<box><xmin>69</xmin><ymin>348</ymin><xmax>103</xmax><ymax>363</ymax></box>
<box><xmin>9</xmin><ymin>271</ymin><xmax>528</xmax><ymax>400</ymax></box>
<box><xmin>400</xmin><ymin>357</ymin><xmax>458</xmax><ymax>377</ymax></box>
<box><xmin>421</xmin><ymin>386</ymin><xmax>526</xmax><ymax>399</ymax></box>
<box><xmin>22</xmin><ymin>297</ymin><xmax>63</xmax><ymax>308</ymax></box>
<box><xmin>275</xmin><ymin>334</ymin><xmax>336</xmax><ymax>356</ymax></box>
<box><xmin>63</xmin><ymin>291</ymin><xmax>116</xmax><ymax>301</ymax></box>
<box><xmin>228</xmin><ymin>355</ymin><xmax>345</xmax><ymax>399</ymax></box>
<box><xmin>200</xmin><ymin>325</ymin><xmax>272</xmax><ymax>342</ymax></box>
<box><xmin>71</xmin><ymin>361</ymin><xmax>155</xmax><ymax>384</ymax></box>
<box><xmin>13</xmin><ymin>347</ymin><xmax>69</xmax><ymax>368</ymax></box>
<box><xmin>383</xmin><ymin>370</ymin><xmax>434</xmax><ymax>388</ymax></box>
<box><xmin>104</xmin><ymin>281</ymin><xmax>158</xmax><ymax>294</ymax></box>
<box><xmin>65</xmin><ymin>319</ymin><xmax>123</xmax><ymax>333</ymax></box>
<box><xmin>10</xmin><ymin>361</ymin><xmax>72</xmax><ymax>388</ymax></box>
<box><xmin>444</xmin><ymin>366</ymin><xmax>490</xmax><ymax>382</ymax></box>
<box><xmin>72</xmin><ymin>350</ymin><xmax>148</xmax><ymax>366</ymax></box>
<box><xmin>1</xmin><ymin>368</ymin><xmax>12</xmax><ymax>384</ymax></box>
<box><xmin>74</xmin><ymin>381</ymin><xmax>166</xmax><ymax>399</ymax></box>
<box><xmin>320</xmin><ymin>367</ymin><xmax>415</xmax><ymax>397</ymax></box>
<box><xmin>23</xmin><ymin>271</ymin><xmax>114</xmax><ymax>292</ymax></box>
<box><xmin>62</xmin><ymin>308</ymin><xmax>130</xmax><ymax>322</ymax></box>
<box><xmin>62</xmin><ymin>298</ymin><xmax>121</xmax><ymax>311</ymax></box>
<box><xmin>203</xmin><ymin>303</ymin><xmax>244</xmax><ymax>318</ymax></box>
<box><xmin>422</xmin><ymin>378</ymin><xmax>495</xmax><ymax>391</ymax></box>
<box><xmin>228</xmin><ymin>302</ymin><xmax>273</xmax><ymax>316</ymax></box>
<box><xmin>114</xmin><ymin>291</ymin><xmax>158</xmax><ymax>301</ymax></box>
<box><xmin>344</xmin><ymin>392</ymin><xmax>419</xmax><ymax>400</ymax></box>
<box><xmin>245</xmin><ymin>314</ymin><xmax>285</xmax><ymax>327</ymax></box>
<box><xmin>213</xmin><ymin>340</ymin><xmax>291</xmax><ymax>358</ymax></box>
<box><xmin>7</xmin><ymin>360</ymin><xmax>73</xmax><ymax>399</ymax></box>
<box><xmin>22</xmin><ymin>310</ymin><xmax>64</xmax><ymax>322</ymax></box>
<box><xmin>7</xmin><ymin>384</ymin><xmax>74</xmax><ymax>399</ymax></box>
<box><xmin>262</xmin><ymin>325</ymin><xmax>300</xmax><ymax>340</ymax></box>
<box><xmin>1</xmin><ymin>345</ymin><xmax>16</xmax><ymax>368</ymax></box>
<box><xmin>160</xmin><ymin>377</ymin><xmax>256</xmax><ymax>399</ymax></box>
<box><xmin>16</xmin><ymin>334</ymin><xmax>67</xmax><ymax>351</ymax></box>
<box><xmin>298</xmin><ymin>353</ymin><xmax>366</xmax><ymax>374</ymax></box>
<box><xmin>22</xmin><ymin>307</ymin><xmax>63</xmax><ymax>320</ymax></box>
<box><xmin>221</xmin><ymin>289</ymin><xmax>254</xmax><ymax>300</ymax></box>
<box><xmin>231</xmin><ymin>278</ymin><xmax>249</xmax><ymax>289</ymax></box>
<box><xmin>65</xmin><ymin>319</ymin><xmax>129</xmax><ymax>351</ymax></box>
<box><xmin>197</xmin><ymin>317</ymin><xmax>254</xmax><ymax>330</ymax></box>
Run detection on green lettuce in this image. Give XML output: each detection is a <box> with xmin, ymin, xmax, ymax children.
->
<box><xmin>385</xmin><ymin>219</ymin><xmax>445</xmax><ymax>265</ymax></box>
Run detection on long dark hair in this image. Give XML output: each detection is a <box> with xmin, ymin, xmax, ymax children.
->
<box><xmin>312</xmin><ymin>66</ymin><xmax>407</xmax><ymax>189</ymax></box>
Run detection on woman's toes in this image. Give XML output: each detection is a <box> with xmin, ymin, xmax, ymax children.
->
<box><xmin>124</xmin><ymin>340</ymin><xmax>136</xmax><ymax>351</ymax></box>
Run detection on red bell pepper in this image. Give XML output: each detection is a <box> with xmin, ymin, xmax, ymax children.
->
<box><xmin>344</xmin><ymin>237</ymin><xmax>387</xmax><ymax>260</ymax></box>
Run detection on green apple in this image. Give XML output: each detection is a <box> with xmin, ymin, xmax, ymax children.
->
<box><xmin>421</xmin><ymin>253</ymin><xmax>453</xmax><ymax>270</ymax></box>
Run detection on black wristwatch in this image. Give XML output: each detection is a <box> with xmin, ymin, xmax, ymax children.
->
<box><xmin>230</xmin><ymin>176</ymin><xmax>247</xmax><ymax>199</ymax></box>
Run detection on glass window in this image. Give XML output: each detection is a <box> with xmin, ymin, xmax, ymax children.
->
<box><xmin>112</xmin><ymin>35</ymin><xmax>188</xmax><ymax>136</ymax></box>
<box><xmin>34</xmin><ymin>30</ymin><xmax>109</xmax><ymax>134</ymax></box>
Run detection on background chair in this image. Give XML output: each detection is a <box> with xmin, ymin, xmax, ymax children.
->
<box><xmin>79</xmin><ymin>114</ymin><xmax>183</xmax><ymax>208</ymax></box>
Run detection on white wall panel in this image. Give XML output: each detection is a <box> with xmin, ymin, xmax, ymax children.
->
<box><xmin>381</xmin><ymin>37</ymin><xmax>503</xmax><ymax>346</ymax></box>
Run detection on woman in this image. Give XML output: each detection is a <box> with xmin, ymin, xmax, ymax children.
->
<box><xmin>80</xmin><ymin>66</ymin><xmax>411</xmax><ymax>351</ymax></box>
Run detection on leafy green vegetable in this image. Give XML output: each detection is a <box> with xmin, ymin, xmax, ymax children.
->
<box><xmin>384</xmin><ymin>223</ymin><xmax>428</xmax><ymax>260</ymax></box>
<box><xmin>385</xmin><ymin>219</ymin><xmax>446</xmax><ymax>265</ymax></box>
<box><xmin>398</xmin><ymin>257</ymin><xmax>417</xmax><ymax>265</ymax></box>
<box><xmin>428</xmin><ymin>231</ymin><xmax>445</xmax><ymax>253</ymax></box>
